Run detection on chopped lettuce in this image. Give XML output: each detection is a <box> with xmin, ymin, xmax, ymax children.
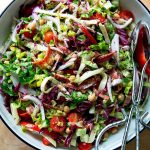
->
<box><xmin>90</xmin><ymin>41</ymin><xmax>109</xmax><ymax>52</ymax></box>
<box><xmin>124</xmin><ymin>81</ymin><xmax>132</xmax><ymax>95</ymax></box>
<box><xmin>80</xmin><ymin>13</ymin><xmax>90</xmax><ymax>19</ymax></box>
<box><xmin>103</xmin><ymin>62</ymin><xmax>113</xmax><ymax>70</ymax></box>
<box><xmin>32</xmin><ymin>113</ymin><xmax>49</xmax><ymax>128</ymax></box>
<box><xmin>1</xmin><ymin>75</ymin><xmax>16</xmax><ymax>96</ymax></box>
<box><xmin>122</xmin><ymin>78</ymin><xmax>133</xmax><ymax>95</ymax></box>
<box><xmin>84</xmin><ymin>60</ymin><xmax>98</xmax><ymax>69</ymax></box>
<box><xmin>77</xmin><ymin>35</ymin><xmax>86</xmax><ymax>41</ymax></box>
<box><xmin>10</xmin><ymin>102</ymin><xmax>21</xmax><ymax>124</ymax></box>
<box><xmin>119</xmin><ymin>60</ymin><xmax>133</xmax><ymax>70</ymax></box>
<box><xmin>19</xmin><ymin>101</ymin><xmax>32</xmax><ymax>111</ymax></box>
<box><xmin>105</xmin><ymin>22</ymin><xmax>115</xmax><ymax>40</ymax></box>
<box><xmin>97</xmin><ymin>33</ymin><xmax>104</xmax><ymax>42</ymax></box>
<box><xmin>71</xmin><ymin>91</ymin><xmax>88</xmax><ymax>103</ymax></box>
<box><xmin>0</xmin><ymin>57</ymin><xmax>35</xmax><ymax>86</ymax></box>
<box><xmin>29</xmin><ymin>74</ymin><xmax>47</xmax><ymax>88</ymax></box>
<box><xmin>73</xmin><ymin>0</ymin><xmax>79</xmax><ymax>5</ymax></box>
<box><xmin>144</xmin><ymin>82</ymin><xmax>150</xmax><ymax>87</ymax></box>
<box><xmin>20</xmin><ymin>17</ymin><xmax>33</xmax><ymax>24</ymax></box>
<box><xmin>119</xmin><ymin>50</ymin><xmax>132</xmax><ymax>70</ymax></box>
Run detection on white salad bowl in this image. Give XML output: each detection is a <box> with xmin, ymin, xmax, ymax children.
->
<box><xmin>0</xmin><ymin>0</ymin><xmax>150</xmax><ymax>150</ymax></box>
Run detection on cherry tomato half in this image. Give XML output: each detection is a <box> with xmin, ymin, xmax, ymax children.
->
<box><xmin>44</xmin><ymin>31</ymin><xmax>54</xmax><ymax>44</ymax></box>
<box><xmin>50</xmin><ymin>116</ymin><xmax>66</xmax><ymax>133</ymax></box>
<box><xmin>67</xmin><ymin>112</ymin><xmax>79</xmax><ymax>123</ymax></box>
<box><xmin>119</xmin><ymin>10</ymin><xmax>134</xmax><ymax>20</ymax></box>
<box><xmin>78</xmin><ymin>142</ymin><xmax>92</xmax><ymax>150</ymax></box>
<box><xmin>42</xmin><ymin>137</ymin><xmax>50</xmax><ymax>146</ymax></box>
<box><xmin>91</xmin><ymin>13</ymin><xmax>106</xmax><ymax>24</ymax></box>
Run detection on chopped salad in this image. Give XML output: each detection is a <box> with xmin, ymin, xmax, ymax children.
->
<box><xmin>0</xmin><ymin>0</ymin><xmax>136</xmax><ymax>149</ymax></box>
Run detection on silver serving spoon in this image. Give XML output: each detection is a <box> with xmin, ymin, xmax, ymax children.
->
<box><xmin>121</xmin><ymin>21</ymin><xmax>150</xmax><ymax>150</ymax></box>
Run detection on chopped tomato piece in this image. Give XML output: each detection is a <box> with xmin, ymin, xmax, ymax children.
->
<box><xmin>91</xmin><ymin>13</ymin><xmax>106</xmax><ymax>24</ymax></box>
<box><xmin>42</xmin><ymin>137</ymin><xmax>50</xmax><ymax>146</ymax></box>
<box><xmin>67</xmin><ymin>112</ymin><xmax>79</xmax><ymax>123</ymax></box>
<box><xmin>119</xmin><ymin>10</ymin><xmax>134</xmax><ymax>20</ymax></box>
<box><xmin>18</xmin><ymin>110</ymin><xmax>30</xmax><ymax>118</ymax></box>
<box><xmin>50</xmin><ymin>116</ymin><xmax>66</xmax><ymax>133</ymax></box>
<box><xmin>44</xmin><ymin>31</ymin><xmax>54</xmax><ymax>44</ymax></box>
<box><xmin>95</xmin><ymin>52</ymin><xmax>116</xmax><ymax>64</ymax></box>
<box><xmin>78</xmin><ymin>142</ymin><xmax>92</xmax><ymax>150</ymax></box>
<box><xmin>20</xmin><ymin>122</ymin><xmax>40</xmax><ymax>132</ymax></box>
<box><xmin>78</xmin><ymin>24</ymin><xmax>97</xmax><ymax>44</ymax></box>
<box><xmin>33</xmin><ymin>46</ymin><xmax>52</xmax><ymax>68</ymax></box>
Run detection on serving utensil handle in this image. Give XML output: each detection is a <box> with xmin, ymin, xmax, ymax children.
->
<box><xmin>135</xmin><ymin>106</ymin><xmax>140</xmax><ymax>150</ymax></box>
<box><xmin>121</xmin><ymin>106</ymin><xmax>135</xmax><ymax>150</ymax></box>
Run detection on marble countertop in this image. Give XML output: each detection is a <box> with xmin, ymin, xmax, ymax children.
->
<box><xmin>0</xmin><ymin>0</ymin><xmax>150</xmax><ymax>150</ymax></box>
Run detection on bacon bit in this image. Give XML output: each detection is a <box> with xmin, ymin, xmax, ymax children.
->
<box><xmin>43</xmin><ymin>103</ymin><xmax>63</xmax><ymax>111</ymax></box>
<box><xmin>99</xmin><ymin>93</ymin><xmax>110</xmax><ymax>100</ymax></box>
<box><xmin>54</xmin><ymin>73</ymin><xmax>70</xmax><ymax>83</ymax></box>
<box><xmin>57</xmin><ymin>46</ymin><xmax>72</xmax><ymax>55</ymax></box>
<box><xmin>95</xmin><ymin>52</ymin><xmax>116</xmax><ymax>64</ymax></box>
<box><xmin>78</xmin><ymin>23</ymin><xmax>97</xmax><ymax>44</ymax></box>
<box><xmin>110</xmin><ymin>70</ymin><xmax>122</xmax><ymax>80</ymax></box>
<box><xmin>64</xmin><ymin>83</ymin><xmax>78</xmax><ymax>90</ymax></box>
<box><xmin>63</xmin><ymin>69</ymin><xmax>76</xmax><ymax>75</ymax></box>
<box><xmin>33</xmin><ymin>46</ymin><xmax>52</xmax><ymax>68</ymax></box>
<box><xmin>64</xmin><ymin>79</ymin><xmax>98</xmax><ymax>90</ymax></box>
<box><xmin>94</xmin><ymin>51</ymin><xmax>101</xmax><ymax>58</ymax></box>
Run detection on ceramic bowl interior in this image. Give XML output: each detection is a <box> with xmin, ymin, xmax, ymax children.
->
<box><xmin>0</xmin><ymin>0</ymin><xmax>150</xmax><ymax>150</ymax></box>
